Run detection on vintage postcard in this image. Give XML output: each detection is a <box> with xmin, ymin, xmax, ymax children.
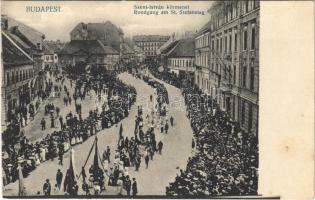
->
<box><xmin>0</xmin><ymin>0</ymin><xmax>314</xmax><ymax>199</ymax></box>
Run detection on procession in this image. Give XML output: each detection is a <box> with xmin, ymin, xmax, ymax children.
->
<box><xmin>2</xmin><ymin>64</ymin><xmax>186</xmax><ymax>196</ymax></box>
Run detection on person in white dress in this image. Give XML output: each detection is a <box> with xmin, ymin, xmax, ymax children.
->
<box><xmin>40</xmin><ymin>147</ymin><xmax>46</xmax><ymax>162</ymax></box>
<box><xmin>35</xmin><ymin>154</ymin><xmax>41</xmax><ymax>166</ymax></box>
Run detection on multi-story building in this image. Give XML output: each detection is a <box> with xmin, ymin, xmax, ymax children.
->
<box><xmin>121</xmin><ymin>42</ymin><xmax>135</xmax><ymax>64</ymax></box>
<box><xmin>59</xmin><ymin>21</ymin><xmax>123</xmax><ymax>70</ymax></box>
<box><xmin>206</xmin><ymin>0</ymin><xmax>259</xmax><ymax>135</ymax></box>
<box><xmin>133</xmin><ymin>35</ymin><xmax>170</xmax><ymax>58</ymax></box>
<box><xmin>2</xmin><ymin>15</ymin><xmax>45</xmax><ymax>95</ymax></box>
<box><xmin>43</xmin><ymin>41</ymin><xmax>64</xmax><ymax>70</ymax></box>
<box><xmin>195</xmin><ymin>21</ymin><xmax>211</xmax><ymax>95</ymax></box>
<box><xmin>1</xmin><ymin>31</ymin><xmax>35</xmax><ymax>127</ymax></box>
<box><xmin>133</xmin><ymin>45</ymin><xmax>146</xmax><ymax>63</ymax></box>
<box><xmin>165</xmin><ymin>37</ymin><xmax>195</xmax><ymax>82</ymax></box>
<box><xmin>70</xmin><ymin>21</ymin><xmax>124</xmax><ymax>54</ymax></box>
<box><xmin>59</xmin><ymin>40</ymin><xmax>119</xmax><ymax>71</ymax></box>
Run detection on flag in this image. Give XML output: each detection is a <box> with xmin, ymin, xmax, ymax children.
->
<box><xmin>93</xmin><ymin>136</ymin><xmax>99</xmax><ymax>168</ymax></box>
<box><xmin>65</xmin><ymin>147</ymin><xmax>77</xmax><ymax>192</ymax></box>
<box><xmin>18</xmin><ymin>165</ymin><xmax>26</xmax><ymax>196</ymax></box>
<box><xmin>119</xmin><ymin>123</ymin><xmax>123</xmax><ymax>139</ymax></box>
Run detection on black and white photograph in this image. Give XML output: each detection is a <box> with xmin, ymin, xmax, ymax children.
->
<box><xmin>1</xmin><ymin>0</ymin><xmax>312</xmax><ymax>199</ymax></box>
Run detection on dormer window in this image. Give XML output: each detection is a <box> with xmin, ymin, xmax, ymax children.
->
<box><xmin>37</xmin><ymin>43</ymin><xmax>41</xmax><ymax>50</ymax></box>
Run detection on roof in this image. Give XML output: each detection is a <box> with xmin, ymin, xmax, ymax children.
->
<box><xmin>59</xmin><ymin>40</ymin><xmax>119</xmax><ymax>55</ymax></box>
<box><xmin>86</xmin><ymin>21</ymin><xmax>123</xmax><ymax>35</ymax></box>
<box><xmin>43</xmin><ymin>41</ymin><xmax>64</xmax><ymax>54</ymax></box>
<box><xmin>4</xmin><ymin>15</ymin><xmax>45</xmax><ymax>47</ymax></box>
<box><xmin>71</xmin><ymin>21</ymin><xmax>123</xmax><ymax>52</ymax></box>
<box><xmin>196</xmin><ymin>20</ymin><xmax>211</xmax><ymax>36</ymax></box>
<box><xmin>161</xmin><ymin>40</ymin><xmax>180</xmax><ymax>55</ymax></box>
<box><xmin>2</xmin><ymin>32</ymin><xmax>34</xmax><ymax>67</ymax></box>
<box><xmin>71</xmin><ymin>21</ymin><xmax>123</xmax><ymax>39</ymax></box>
<box><xmin>121</xmin><ymin>43</ymin><xmax>134</xmax><ymax>54</ymax></box>
<box><xmin>5</xmin><ymin>31</ymin><xmax>31</xmax><ymax>50</ymax></box>
<box><xmin>167</xmin><ymin>38</ymin><xmax>195</xmax><ymax>58</ymax></box>
<box><xmin>133</xmin><ymin>35</ymin><xmax>170</xmax><ymax>42</ymax></box>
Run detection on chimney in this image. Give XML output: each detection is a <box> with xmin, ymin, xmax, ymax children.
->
<box><xmin>1</xmin><ymin>16</ymin><xmax>8</xmax><ymax>30</ymax></box>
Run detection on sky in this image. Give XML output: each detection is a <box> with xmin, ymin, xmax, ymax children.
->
<box><xmin>2</xmin><ymin>1</ymin><xmax>212</xmax><ymax>42</ymax></box>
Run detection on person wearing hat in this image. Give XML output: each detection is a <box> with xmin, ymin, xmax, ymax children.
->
<box><xmin>41</xmin><ymin>118</ymin><xmax>46</xmax><ymax>130</ymax></box>
<box><xmin>43</xmin><ymin>179</ymin><xmax>51</xmax><ymax>196</ymax></box>
<box><xmin>144</xmin><ymin>152</ymin><xmax>150</xmax><ymax>169</ymax></box>
<box><xmin>124</xmin><ymin>175</ymin><xmax>131</xmax><ymax>196</ymax></box>
<box><xmin>132</xmin><ymin>178</ymin><xmax>137</xmax><ymax>196</ymax></box>
<box><xmin>158</xmin><ymin>141</ymin><xmax>163</xmax><ymax>155</ymax></box>
<box><xmin>56</xmin><ymin>169</ymin><xmax>63</xmax><ymax>190</ymax></box>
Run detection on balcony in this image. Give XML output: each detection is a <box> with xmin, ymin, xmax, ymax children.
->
<box><xmin>195</xmin><ymin>64</ymin><xmax>202</xmax><ymax>70</ymax></box>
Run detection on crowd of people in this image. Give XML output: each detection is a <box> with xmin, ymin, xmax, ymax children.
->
<box><xmin>94</xmin><ymin>71</ymin><xmax>171</xmax><ymax>196</ymax></box>
<box><xmin>145</xmin><ymin>64</ymin><xmax>258</xmax><ymax>196</ymax></box>
<box><xmin>41</xmin><ymin>69</ymin><xmax>172</xmax><ymax>196</ymax></box>
<box><xmin>2</xmin><ymin>78</ymin><xmax>55</xmax><ymax>151</ymax></box>
<box><xmin>2</xmin><ymin>69</ymin><xmax>137</xmax><ymax>189</ymax></box>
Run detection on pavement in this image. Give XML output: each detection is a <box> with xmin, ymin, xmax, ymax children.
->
<box><xmin>22</xmin><ymin>74</ymin><xmax>100</xmax><ymax>143</ymax></box>
<box><xmin>3</xmin><ymin>72</ymin><xmax>193</xmax><ymax>196</ymax></box>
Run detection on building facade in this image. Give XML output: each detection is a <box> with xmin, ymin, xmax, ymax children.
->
<box><xmin>43</xmin><ymin>41</ymin><xmax>64</xmax><ymax>70</ymax></box>
<box><xmin>70</xmin><ymin>21</ymin><xmax>124</xmax><ymax>54</ymax></box>
<box><xmin>133</xmin><ymin>35</ymin><xmax>170</xmax><ymax>58</ymax></box>
<box><xmin>60</xmin><ymin>21</ymin><xmax>124</xmax><ymax>71</ymax></box>
<box><xmin>2</xmin><ymin>15</ymin><xmax>46</xmax><ymax>95</ymax></box>
<box><xmin>58</xmin><ymin>40</ymin><xmax>119</xmax><ymax>71</ymax></box>
<box><xmin>206</xmin><ymin>0</ymin><xmax>259</xmax><ymax>135</ymax></box>
<box><xmin>2</xmin><ymin>31</ymin><xmax>35</xmax><ymax>126</ymax></box>
<box><xmin>195</xmin><ymin>21</ymin><xmax>211</xmax><ymax>95</ymax></box>
<box><xmin>165</xmin><ymin>38</ymin><xmax>195</xmax><ymax>82</ymax></box>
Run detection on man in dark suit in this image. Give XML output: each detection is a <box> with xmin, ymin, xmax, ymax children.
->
<box><xmin>125</xmin><ymin>175</ymin><xmax>131</xmax><ymax>196</ymax></box>
<box><xmin>43</xmin><ymin>179</ymin><xmax>51</xmax><ymax>196</ymax></box>
<box><xmin>56</xmin><ymin>169</ymin><xmax>63</xmax><ymax>190</ymax></box>
<box><xmin>132</xmin><ymin>178</ymin><xmax>137</xmax><ymax>196</ymax></box>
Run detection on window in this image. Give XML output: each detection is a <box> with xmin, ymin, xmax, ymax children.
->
<box><xmin>220</xmin><ymin>37</ymin><xmax>222</xmax><ymax>53</ymax></box>
<box><xmin>11</xmin><ymin>72</ymin><xmax>15</xmax><ymax>83</ymax></box>
<box><xmin>248</xmin><ymin>104</ymin><xmax>253</xmax><ymax>131</ymax></box>
<box><xmin>229</xmin><ymin>33</ymin><xmax>232</xmax><ymax>52</ymax></box>
<box><xmin>224</xmin><ymin>35</ymin><xmax>227</xmax><ymax>53</ymax></box>
<box><xmin>232</xmin><ymin>4</ymin><xmax>236</xmax><ymax>18</ymax></box>
<box><xmin>234</xmin><ymin>31</ymin><xmax>238</xmax><ymax>51</ymax></box>
<box><xmin>242</xmin><ymin>66</ymin><xmax>247</xmax><ymax>87</ymax></box>
<box><xmin>243</xmin><ymin>27</ymin><xmax>248</xmax><ymax>50</ymax></box>
<box><xmin>250</xmin><ymin>67</ymin><xmax>255</xmax><ymax>90</ymax></box>
<box><xmin>16</xmin><ymin>71</ymin><xmax>19</xmax><ymax>82</ymax></box>
<box><xmin>241</xmin><ymin>100</ymin><xmax>246</xmax><ymax>124</ymax></box>
<box><xmin>228</xmin><ymin>65</ymin><xmax>231</xmax><ymax>83</ymax></box>
<box><xmin>6</xmin><ymin>72</ymin><xmax>10</xmax><ymax>85</ymax></box>
<box><xmin>245</xmin><ymin>0</ymin><xmax>249</xmax><ymax>13</ymax></box>
<box><xmin>211</xmin><ymin>40</ymin><xmax>214</xmax><ymax>52</ymax></box>
<box><xmin>233</xmin><ymin>65</ymin><xmax>236</xmax><ymax>84</ymax></box>
<box><xmin>251</xmin><ymin>24</ymin><xmax>256</xmax><ymax>50</ymax></box>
